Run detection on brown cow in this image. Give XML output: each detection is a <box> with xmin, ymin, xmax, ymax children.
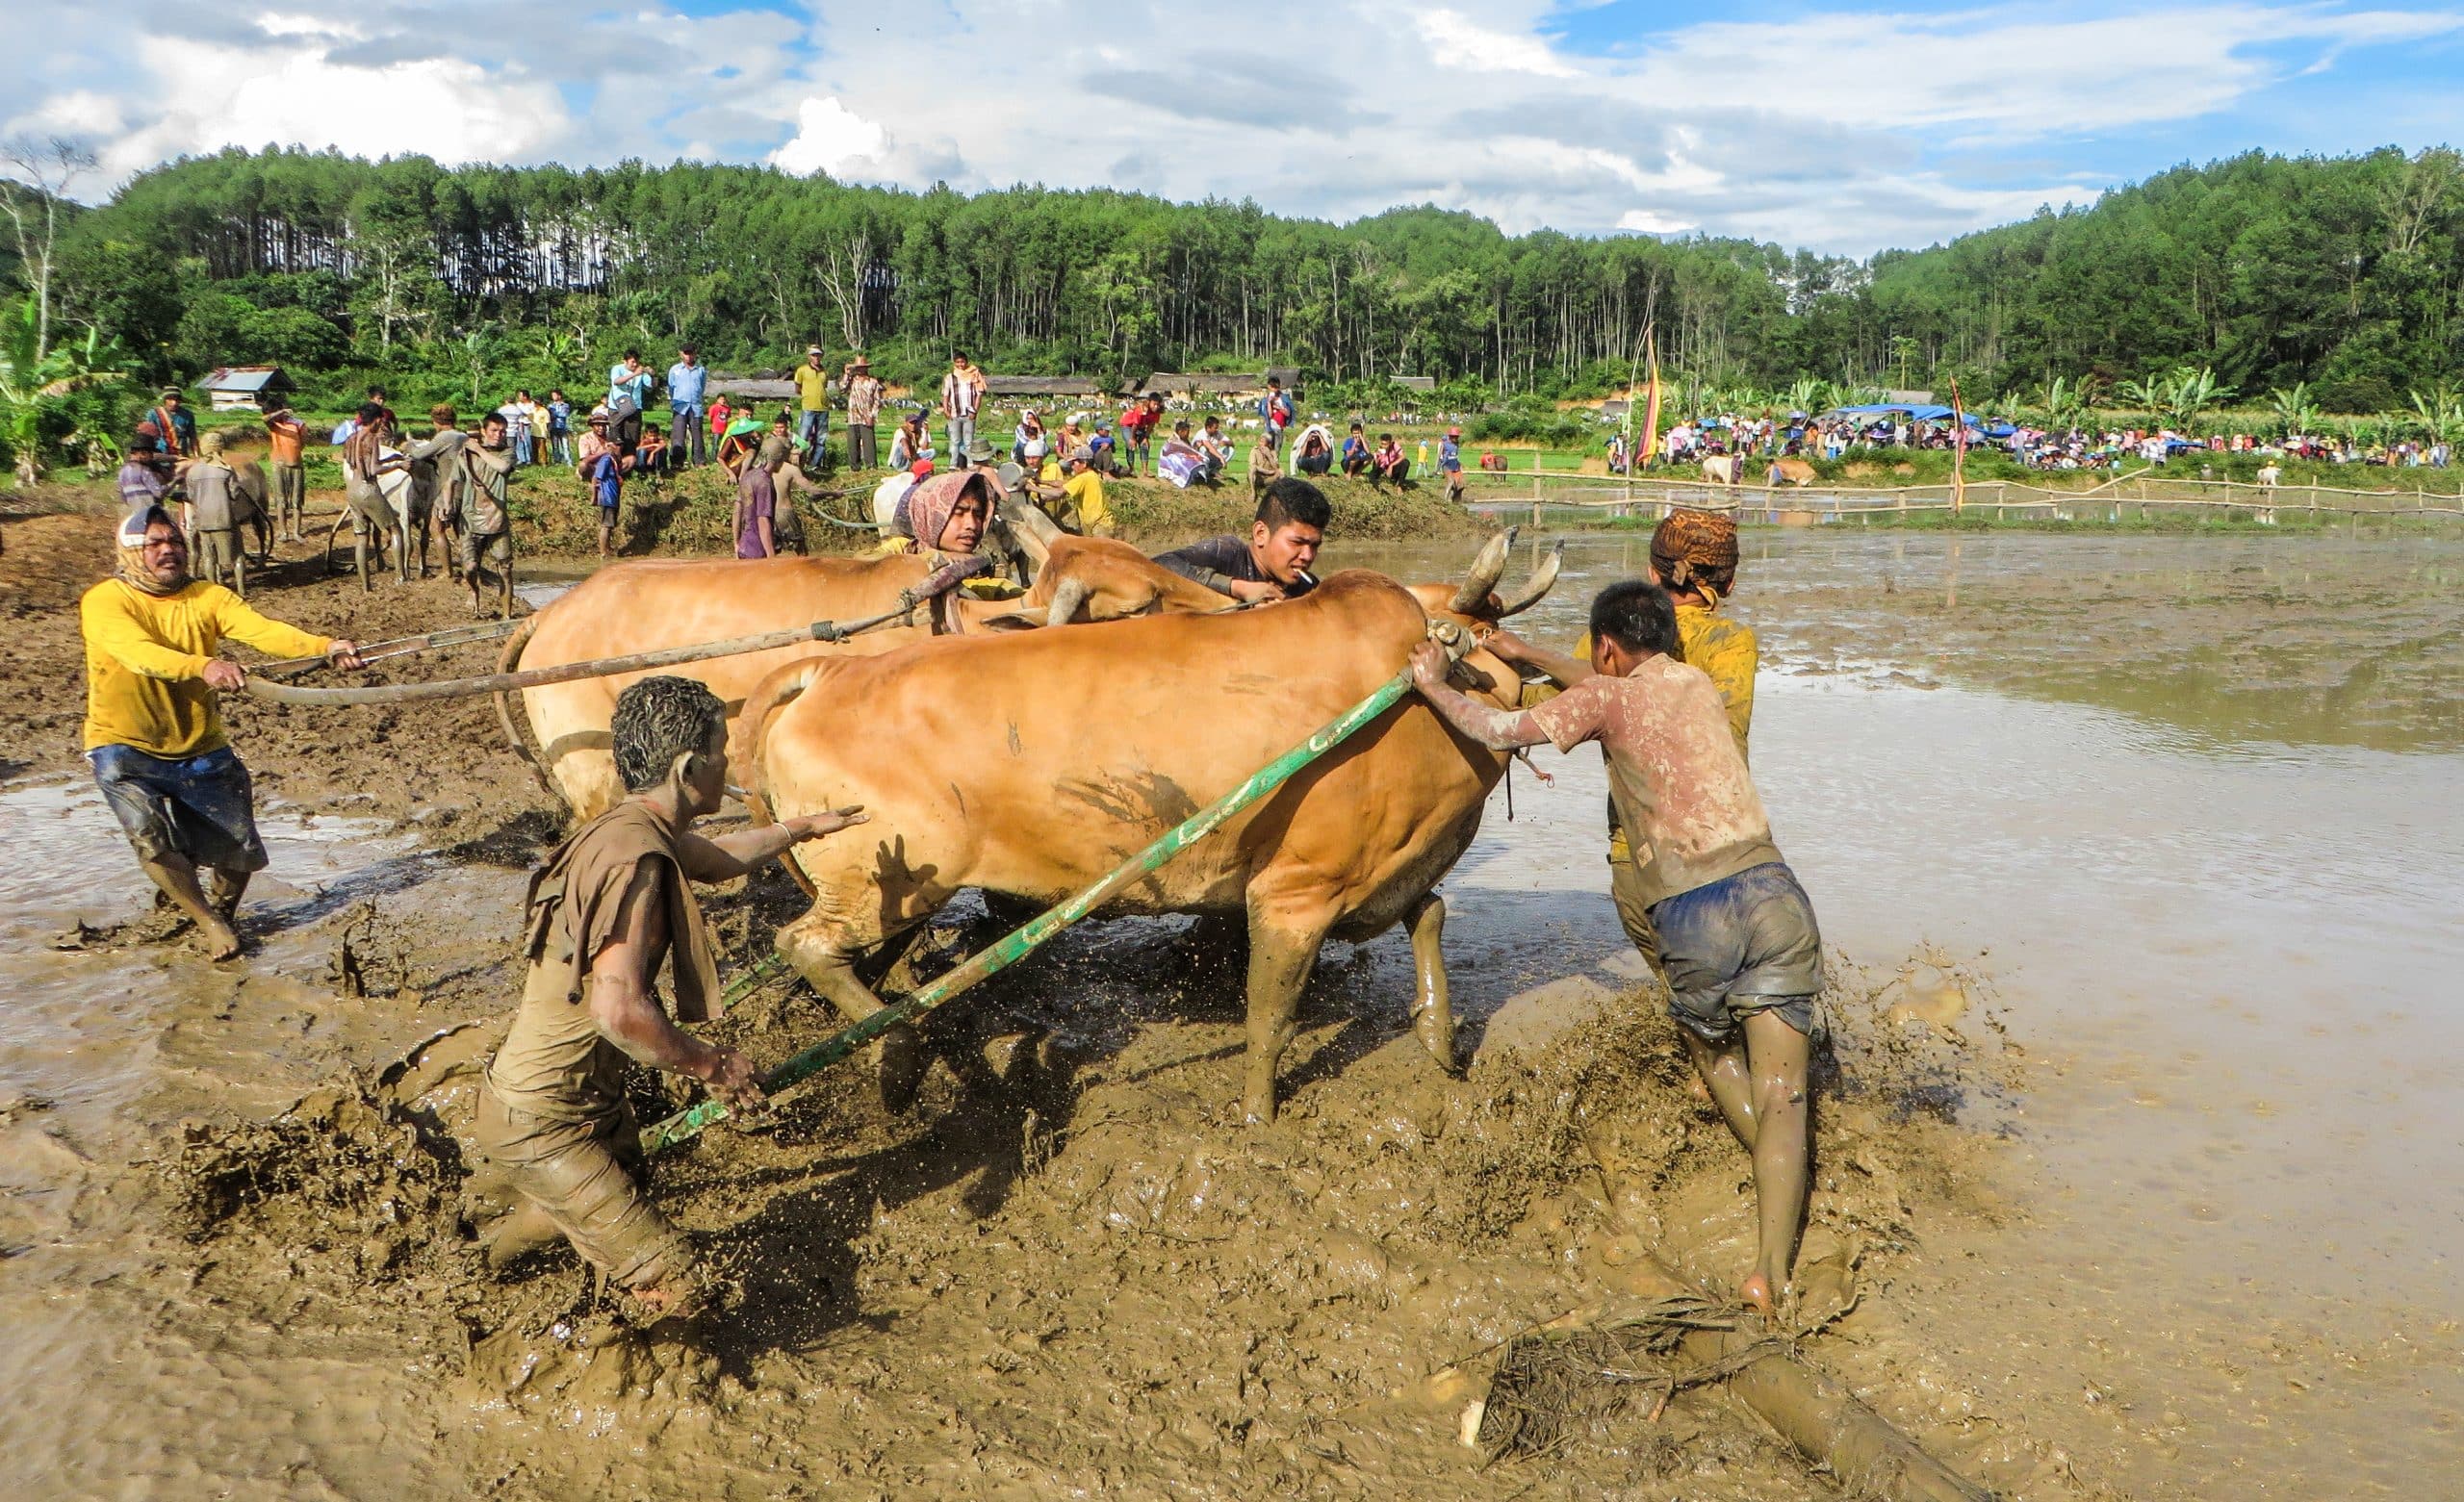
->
<box><xmin>1769</xmin><ymin>458</ymin><xmax>1817</xmax><ymax>486</ymax></box>
<box><xmin>737</xmin><ymin>542</ymin><xmax>1559</xmax><ymax>1124</ymax></box>
<box><xmin>502</xmin><ymin>524</ymin><xmax>1228</xmax><ymax>820</ymax></box>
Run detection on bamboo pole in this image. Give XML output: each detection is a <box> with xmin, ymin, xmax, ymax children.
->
<box><xmin>641</xmin><ymin>656</ymin><xmax>1444</xmax><ymax>1153</ymax></box>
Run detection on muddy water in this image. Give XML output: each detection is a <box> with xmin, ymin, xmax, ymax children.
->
<box><xmin>2</xmin><ymin>530</ymin><xmax>2457</xmax><ymax>1498</ymax></box>
<box><xmin>1391</xmin><ymin>530</ymin><xmax>2464</xmax><ymax>1496</ymax></box>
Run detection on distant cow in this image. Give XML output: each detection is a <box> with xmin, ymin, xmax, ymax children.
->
<box><xmin>1768</xmin><ymin>458</ymin><xmax>1817</xmax><ymax>487</ymax></box>
<box><xmin>1701</xmin><ymin>455</ymin><xmax>1741</xmax><ymax>485</ymax></box>
<box><xmin>2256</xmin><ymin>464</ymin><xmax>2281</xmax><ymax>488</ymax></box>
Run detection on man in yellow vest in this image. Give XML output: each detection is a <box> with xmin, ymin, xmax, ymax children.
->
<box><xmin>80</xmin><ymin>507</ymin><xmax>363</xmax><ymax>958</ymax></box>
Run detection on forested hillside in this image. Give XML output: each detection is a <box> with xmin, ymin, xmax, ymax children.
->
<box><xmin>17</xmin><ymin>143</ymin><xmax>2464</xmax><ymax>411</ymax></box>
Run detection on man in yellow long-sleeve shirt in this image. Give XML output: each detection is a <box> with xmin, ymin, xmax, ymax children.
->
<box><xmin>82</xmin><ymin>507</ymin><xmax>363</xmax><ymax>959</ymax></box>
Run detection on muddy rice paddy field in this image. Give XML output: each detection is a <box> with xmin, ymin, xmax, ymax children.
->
<box><xmin>1</xmin><ymin>513</ymin><xmax>2458</xmax><ymax>1499</ymax></box>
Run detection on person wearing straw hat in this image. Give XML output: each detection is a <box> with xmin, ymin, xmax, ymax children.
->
<box><xmin>841</xmin><ymin>353</ymin><xmax>884</xmax><ymax>470</ymax></box>
<box><xmin>80</xmin><ymin>506</ymin><xmax>362</xmax><ymax>959</ymax></box>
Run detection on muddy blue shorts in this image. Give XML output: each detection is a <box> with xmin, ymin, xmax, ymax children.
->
<box><xmin>1649</xmin><ymin>862</ymin><xmax>1821</xmax><ymax>1044</ymax></box>
<box><xmin>87</xmin><ymin>743</ymin><xmax>268</xmax><ymax>873</ymax></box>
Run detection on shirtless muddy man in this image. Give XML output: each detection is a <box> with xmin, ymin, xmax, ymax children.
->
<box><xmin>465</xmin><ymin>675</ymin><xmax>865</xmax><ymax>1314</ymax></box>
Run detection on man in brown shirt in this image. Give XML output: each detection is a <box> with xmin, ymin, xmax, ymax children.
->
<box><xmin>1410</xmin><ymin>580</ymin><xmax>1821</xmax><ymax>1316</ymax></box>
<box><xmin>465</xmin><ymin>675</ymin><xmax>865</xmax><ymax>1316</ymax></box>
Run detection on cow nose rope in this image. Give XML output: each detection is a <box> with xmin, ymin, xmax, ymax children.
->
<box><xmin>641</xmin><ymin>620</ymin><xmax>1476</xmax><ymax>1153</ymax></box>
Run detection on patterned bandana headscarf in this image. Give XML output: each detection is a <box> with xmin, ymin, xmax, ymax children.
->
<box><xmin>903</xmin><ymin>470</ymin><xmax>996</xmax><ymax>555</ymax></box>
<box><xmin>1650</xmin><ymin>508</ymin><xmax>1738</xmax><ymax>604</ymax></box>
<box><xmin>116</xmin><ymin>505</ymin><xmax>187</xmax><ymax>596</ymax></box>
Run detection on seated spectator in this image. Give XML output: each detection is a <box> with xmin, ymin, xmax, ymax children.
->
<box><xmin>1341</xmin><ymin>422</ymin><xmax>1371</xmax><ymax>476</ymax></box>
<box><xmin>633</xmin><ymin>422</ymin><xmax>673</xmax><ymax>477</ymax></box>
<box><xmin>1294</xmin><ymin>426</ymin><xmax>1334</xmax><ymax>477</ymax></box>
<box><xmin>1247</xmin><ymin>432</ymin><xmax>1282</xmax><ymax>497</ymax></box>
<box><xmin>1159</xmin><ymin>421</ymin><xmax>1209</xmax><ymax>489</ymax></box>
<box><xmin>1371</xmin><ymin>433</ymin><xmax>1409</xmax><ymax>489</ymax></box>
<box><xmin>889</xmin><ymin>410</ymin><xmax>935</xmax><ymax>470</ymax></box>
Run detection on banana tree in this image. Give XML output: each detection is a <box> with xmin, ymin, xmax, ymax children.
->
<box><xmin>2406</xmin><ymin>385</ymin><xmax>2463</xmax><ymax>446</ymax></box>
<box><xmin>2115</xmin><ymin>372</ymin><xmax>2171</xmax><ymax>420</ymax></box>
<box><xmin>0</xmin><ymin>299</ymin><xmax>137</xmax><ymax>486</ymax></box>
<box><xmin>2267</xmin><ymin>382</ymin><xmax>2317</xmax><ymax>441</ymax></box>
<box><xmin>2162</xmin><ymin>366</ymin><xmax>2234</xmax><ymax>432</ymax></box>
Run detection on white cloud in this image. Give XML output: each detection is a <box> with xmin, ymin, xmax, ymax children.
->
<box><xmin>3</xmin><ymin>0</ymin><xmax>2454</xmax><ymax>254</ymax></box>
<box><xmin>1422</xmin><ymin>9</ymin><xmax>1583</xmax><ymax>77</ymax></box>
<box><xmin>769</xmin><ymin>97</ymin><xmax>887</xmax><ymax>177</ymax></box>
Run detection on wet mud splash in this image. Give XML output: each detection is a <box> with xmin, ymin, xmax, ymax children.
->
<box><xmin>141</xmin><ymin>919</ymin><xmax>2052</xmax><ymax>1499</ymax></box>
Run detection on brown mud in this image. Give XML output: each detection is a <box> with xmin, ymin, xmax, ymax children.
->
<box><xmin>9</xmin><ymin>520</ymin><xmax>2458</xmax><ymax>1497</ymax></box>
<box><xmin>132</xmin><ymin>927</ymin><xmax>2039</xmax><ymax>1500</ymax></box>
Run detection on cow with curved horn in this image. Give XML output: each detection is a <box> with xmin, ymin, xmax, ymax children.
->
<box><xmin>733</xmin><ymin>533</ymin><xmax>1564</xmax><ymax>1123</ymax></box>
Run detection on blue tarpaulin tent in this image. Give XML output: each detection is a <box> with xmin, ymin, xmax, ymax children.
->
<box><xmin>1829</xmin><ymin>402</ymin><xmax>1991</xmax><ymax>427</ymax></box>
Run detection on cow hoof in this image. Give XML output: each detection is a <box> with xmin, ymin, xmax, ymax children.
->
<box><xmin>877</xmin><ymin>1023</ymin><xmax>928</xmax><ymax>1113</ymax></box>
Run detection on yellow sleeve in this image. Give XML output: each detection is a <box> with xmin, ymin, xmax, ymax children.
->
<box><xmin>208</xmin><ymin>592</ymin><xmax>332</xmax><ymax>662</ymax></box>
<box><xmin>82</xmin><ymin>587</ymin><xmax>207</xmax><ymax>681</ymax></box>
<box><xmin>1697</xmin><ymin>625</ymin><xmax>1758</xmax><ymax>754</ymax></box>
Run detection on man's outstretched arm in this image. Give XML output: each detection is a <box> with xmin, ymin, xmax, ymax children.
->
<box><xmin>678</xmin><ymin>808</ymin><xmax>868</xmax><ymax>883</ymax></box>
<box><xmin>587</xmin><ymin>862</ymin><xmax>761</xmax><ymax>1109</ymax></box>
<box><xmin>1408</xmin><ymin>642</ymin><xmax>1550</xmax><ymax>751</ymax></box>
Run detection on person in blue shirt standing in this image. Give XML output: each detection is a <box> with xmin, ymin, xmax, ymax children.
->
<box><xmin>606</xmin><ymin>350</ymin><xmax>656</xmax><ymax>458</ymax></box>
<box><xmin>1257</xmin><ymin>376</ymin><xmax>1296</xmax><ymax>457</ymax></box>
<box><xmin>1440</xmin><ymin>424</ymin><xmax>1466</xmax><ymax>501</ymax></box>
<box><xmin>666</xmin><ymin>345</ymin><xmax>709</xmax><ymax>467</ymax></box>
<box><xmin>547</xmin><ymin>390</ymin><xmax>574</xmax><ymax>466</ymax></box>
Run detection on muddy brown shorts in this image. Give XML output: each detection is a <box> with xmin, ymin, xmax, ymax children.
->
<box><xmin>1610</xmin><ymin>856</ymin><xmax>1664</xmax><ymax>980</ymax></box>
<box><xmin>346</xmin><ymin>487</ymin><xmax>394</xmax><ymax>535</ymax></box>
<box><xmin>459</xmin><ymin>528</ymin><xmax>510</xmax><ymax>576</ymax></box>
<box><xmin>191</xmin><ymin>528</ymin><xmax>242</xmax><ymax>588</ymax></box>
<box><xmin>1650</xmin><ymin>862</ymin><xmax>1821</xmax><ymax>1045</ymax></box>
<box><xmin>88</xmin><ymin>743</ymin><xmax>268</xmax><ymax>873</ymax></box>
<box><xmin>466</xmin><ymin>1081</ymin><xmax>693</xmax><ymax>1291</ymax></box>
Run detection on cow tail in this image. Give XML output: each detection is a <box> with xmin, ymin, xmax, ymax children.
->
<box><xmin>492</xmin><ymin>616</ymin><xmax>560</xmax><ymax>801</ymax></box>
<box><xmin>734</xmin><ymin>656</ymin><xmax>829</xmax><ymax>898</ymax></box>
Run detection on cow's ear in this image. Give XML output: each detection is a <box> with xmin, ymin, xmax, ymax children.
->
<box><xmin>981</xmin><ymin>608</ymin><xmax>1050</xmax><ymax>631</ymax></box>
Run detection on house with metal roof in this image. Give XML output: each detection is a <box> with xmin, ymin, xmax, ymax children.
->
<box><xmin>199</xmin><ymin>366</ymin><xmax>294</xmax><ymax>412</ymax></box>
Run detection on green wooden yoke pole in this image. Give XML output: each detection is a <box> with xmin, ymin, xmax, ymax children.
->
<box><xmin>642</xmin><ymin>662</ymin><xmax>1429</xmax><ymax>1153</ymax></box>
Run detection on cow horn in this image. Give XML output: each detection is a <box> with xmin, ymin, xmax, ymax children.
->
<box><xmin>1448</xmin><ymin>526</ymin><xmax>1516</xmax><ymax>615</ymax></box>
<box><xmin>1494</xmin><ymin>540</ymin><xmax>1563</xmax><ymax>618</ymax></box>
<box><xmin>1005</xmin><ymin>497</ymin><xmax>1062</xmax><ymax>571</ymax></box>
<box><xmin>1044</xmin><ymin>575</ymin><xmax>1091</xmax><ymax>625</ymax></box>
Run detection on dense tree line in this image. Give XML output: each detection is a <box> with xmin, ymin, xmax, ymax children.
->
<box><xmin>13</xmin><ymin>143</ymin><xmax>2462</xmax><ymax>412</ymax></box>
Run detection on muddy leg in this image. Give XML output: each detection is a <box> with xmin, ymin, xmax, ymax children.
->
<box><xmin>775</xmin><ymin>914</ymin><xmax>929</xmax><ymax>1113</ymax></box>
<box><xmin>1682</xmin><ymin>1031</ymin><xmax>1759</xmax><ymax>1151</ymax></box>
<box><xmin>1739</xmin><ymin>1008</ymin><xmax>1812</xmax><ymax>1314</ymax></box>
<box><xmin>204</xmin><ymin>868</ymin><xmax>250</xmax><ymax>923</ymax></box>
<box><xmin>1402</xmin><ymin>892</ymin><xmax>1457</xmax><ymax>1074</ymax></box>
<box><xmin>1240</xmin><ymin>906</ymin><xmax>1332</xmax><ymax>1125</ymax></box>
<box><xmin>139</xmin><ymin>855</ymin><xmax>241</xmax><ymax>959</ymax></box>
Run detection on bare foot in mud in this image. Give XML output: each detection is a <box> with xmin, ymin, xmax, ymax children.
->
<box><xmin>1738</xmin><ymin>1272</ymin><xmax>1777</xmax><ymax>1317</ymax></box>
<box><xmin>199</xmin><ymin>918</ymin><xmax>244</xmax><ymax>962</ymax></box>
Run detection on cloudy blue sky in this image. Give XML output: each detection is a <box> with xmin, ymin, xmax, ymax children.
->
<box><xmin>8</xmin><ymin>0</ymin><xmax>2462</xmax><ymax>255</ymax></box>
